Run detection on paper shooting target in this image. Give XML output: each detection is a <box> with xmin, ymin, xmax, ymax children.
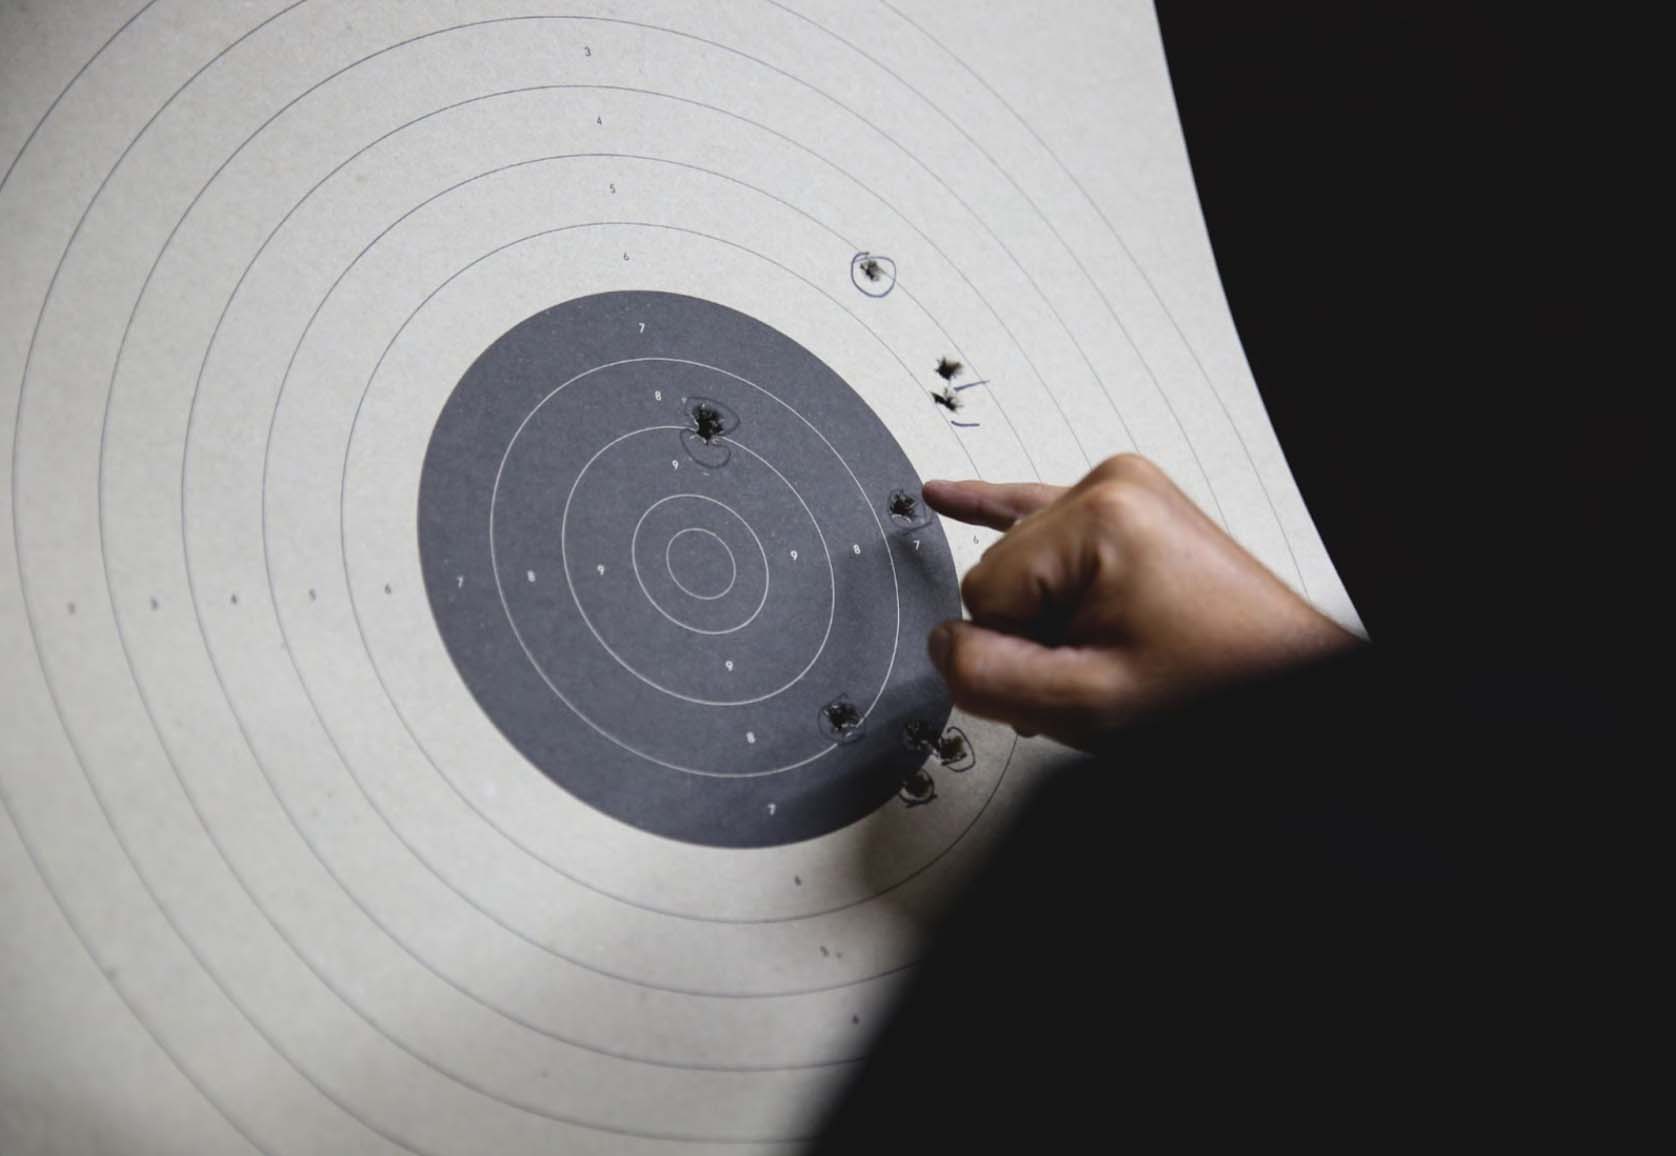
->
<box><xmin>0</xmin><ymin>3</ymin><xmax>1357</xmax><ymax>1153</ymax></box>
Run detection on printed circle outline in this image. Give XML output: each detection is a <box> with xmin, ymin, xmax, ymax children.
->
<box><xmin>545</xmin><ymin>425</ymin><xmax>835</xmax><ymax>708</ymax></box>
<box><xmin>487</xmin><ymin>354</ymin><xmax>899</xmax><ymax>774</ymax></box>
<box><xmin>664</xmin><ymin>528</ymin><xmax>737</xmax><ymax>601</ymax></box>
<box><xmin>632</xmin><ymin>495</ymin><xmax>769</xmax><ymax>631</ymax></box>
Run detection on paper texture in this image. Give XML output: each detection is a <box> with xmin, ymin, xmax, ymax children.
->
<box><xmin>0</xmin><ymin>3</ymin><xmax>1358</xmax><ymax>1152</ymax></box>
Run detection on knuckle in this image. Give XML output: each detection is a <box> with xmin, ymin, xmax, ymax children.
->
<box><xmin>1093</xmin><ymin>452</ymin><xmax>1162</xmax><ymax>486</ymax></box>
<box><xmin>1082</xmin><ymin>478</ymin><xmax>1156</xmax><ymax>535</ymax></box>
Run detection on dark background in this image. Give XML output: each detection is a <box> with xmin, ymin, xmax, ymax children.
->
<box><xmin>1158</xmin><ymin>4</ymin><xmax>1647</xmax><ymax>680</ymax></box>
<box><xmin>815</xmin><ymin>6</ymin><xmax>1643</xmax><ymax>1149</ymax></box>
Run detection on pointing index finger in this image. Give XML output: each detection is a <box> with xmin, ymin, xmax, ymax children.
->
<box><xmin>922</xmin><ymin>479</ymin><xmax>1064</xmax><ymax>532</ymax></box>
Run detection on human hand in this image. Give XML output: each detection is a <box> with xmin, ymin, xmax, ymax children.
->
<box><xmin>924</xmin><ymin>455</ymin><xmax>1358</xmax><ymax>750</ymax></box>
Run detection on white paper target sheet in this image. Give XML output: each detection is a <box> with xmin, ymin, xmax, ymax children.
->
<box><xmin>0</xmin><ymin>2</ymin><xmax>1359</xmax><ymax>1152</ymax></box>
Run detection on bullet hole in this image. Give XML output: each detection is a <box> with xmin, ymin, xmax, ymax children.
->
<box><xmin>691</xmin><ymin>401</ymin><xmax>726</xmax><ymax>443</ymax></box>
<box><xmin>820</xmin><ymin>696</ymin><xmax>865</xmax><ymax>743</ymax></box>
<box><xmin>899</xmin><ymin>767</ymin><xmax>937</xmax><ymax>806</ymax></box>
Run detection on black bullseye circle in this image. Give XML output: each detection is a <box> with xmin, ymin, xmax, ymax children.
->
<box><xmin>419</xmin><ymin>291</ymin><xmax>959</xmax><ymax>847</ymax></box>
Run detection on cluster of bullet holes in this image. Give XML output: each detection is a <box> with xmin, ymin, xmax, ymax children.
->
<box><xmin>817</xmin><ymin>700</ymin><xmax>972</xmax><ymax>760</ymax></box>
<box><xmin>898</xmin><ymin>720</ymin><xmax>974</xmax><ymax>806</ymax></box>
<box><xmin>847</xmin><ymin>252</ymin><xmax>986</xmax><ymax>426</ymax></box>
<box><xmin>932</xmin><ymin>355</ymin><xmax>966</xmax><ymax>413</ymax></box>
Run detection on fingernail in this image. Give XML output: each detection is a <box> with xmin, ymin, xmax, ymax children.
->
<box><xmin>928</xmin><ymin>623</ymin><xmax>953</xmax><ymax>671</ymax></box>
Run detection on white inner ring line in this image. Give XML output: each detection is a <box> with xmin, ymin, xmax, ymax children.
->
<box><xmin>665</xmin><ymin>528</ymin><xmax>736</xmax><ymax>600</ymax></box>
<box><xmin>633</xmin><ymin>491</ymin><xmax>771</xmax><ymax>634</ymax></box>
<box><xmin>560</xmin><ymin>427</ymin><xmax>833</xmax><ymax>707</ymax></box>
<box><xmin>488</xmin><ymin>355</ymin><xmax>902</xmax><ymax>778</ymax></box>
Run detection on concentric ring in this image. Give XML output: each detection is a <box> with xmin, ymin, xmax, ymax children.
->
<box><xmin>430</xmin><ymin>291</ymin><xmax>958</xmax><ymax>841</ymax></box>
<box><xmin>1</xmin><ymin>4</ymin><xmax>1355</xmax><ymax>1151</ymax></box>
<box><xmin>662</xmin><ymin>527</ymin><xmax>739</xmax><ymax>601</ymax></box>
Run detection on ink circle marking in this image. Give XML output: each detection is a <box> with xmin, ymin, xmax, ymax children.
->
<box><xmin>419</xmin><ymin>291</ymin><xmax>959</xmax><ymax>847</ymax></box>
<box><xmin>849</xmin><ymin>251</ymin><xmax>897</xmax><ymax>298</ymax></box>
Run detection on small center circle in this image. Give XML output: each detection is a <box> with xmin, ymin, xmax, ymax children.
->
<box><xmin>665</xmin><ymin>527</ymin><xmax>737</xmax><ymax>601</ymax></box>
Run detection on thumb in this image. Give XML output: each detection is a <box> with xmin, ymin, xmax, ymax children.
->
<box><xmin>928</xmin><ymin>620</ymin><xmax>1133</xmax><ymax>743</ymax></box>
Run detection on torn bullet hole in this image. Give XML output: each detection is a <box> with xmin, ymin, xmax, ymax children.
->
<box><xmin>905</xmin><ymin>721</ymin><xmax>975</xmax><ymax>772</ymax></box>
<box><xmin>819</xmin><ymin>696</ymin><xmax>865</xmax><ymax>743</ymax></box>
<box><xmin>825</xmin><ymin>701</ymin><xmax>861</xmax><ymax>729</ymax></box>
<box><xmin>935</xmin><ymin>357</ymin><xmax>964</xmax><ymax>381</ymax></box>
<box><xmin>903</xmin><ymin>719</ymin><xmax>940</xmax><ymax>752</ymax></box>
<box><xmin>680</xmin><ymin>396</ymin><xmax>738</xmax><ymax>468</ymax></box>
<box><xmin>849</xmin><ymin>251</ymin><xmax>897</xmax><ymax>298</ymax></box>
<box><xmin>936</xmin><ymin>726</ymin><xmax>974</xmax><ymax>772</ymax></box>
<box><xmin>887</xmin><ymin>487</ymin><xmax>932</xmax><ymax>530</ymax></box>
<box><xmin>899</xmin><ymin>767</ymin><xmax>937</xmax><ymax>806</ymax></box>
<box><xmin>932</xmin><ymin>386</ymin><xmax>963</xmax><ymax>412</ymax></box>
<box><xmin>686</xmin><ymin>396</ymin><xmax>738</xmax><ymax>438</ymax></box>
<box><xmin>691</xmin><ymin>401</ymin><xmax>726</xmax><ymax>442</ymax></box>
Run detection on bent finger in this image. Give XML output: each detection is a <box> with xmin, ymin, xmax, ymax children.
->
<box><xmin>928</xmin><ymin>619</ymin><xmax>1134</xmax><ymax>742</ymax></box>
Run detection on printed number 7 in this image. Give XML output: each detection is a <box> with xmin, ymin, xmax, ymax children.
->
<box><xmin>638</xmin><ymin>321</ymin><xmax>645</xmax><ymax>333</ymax></box>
